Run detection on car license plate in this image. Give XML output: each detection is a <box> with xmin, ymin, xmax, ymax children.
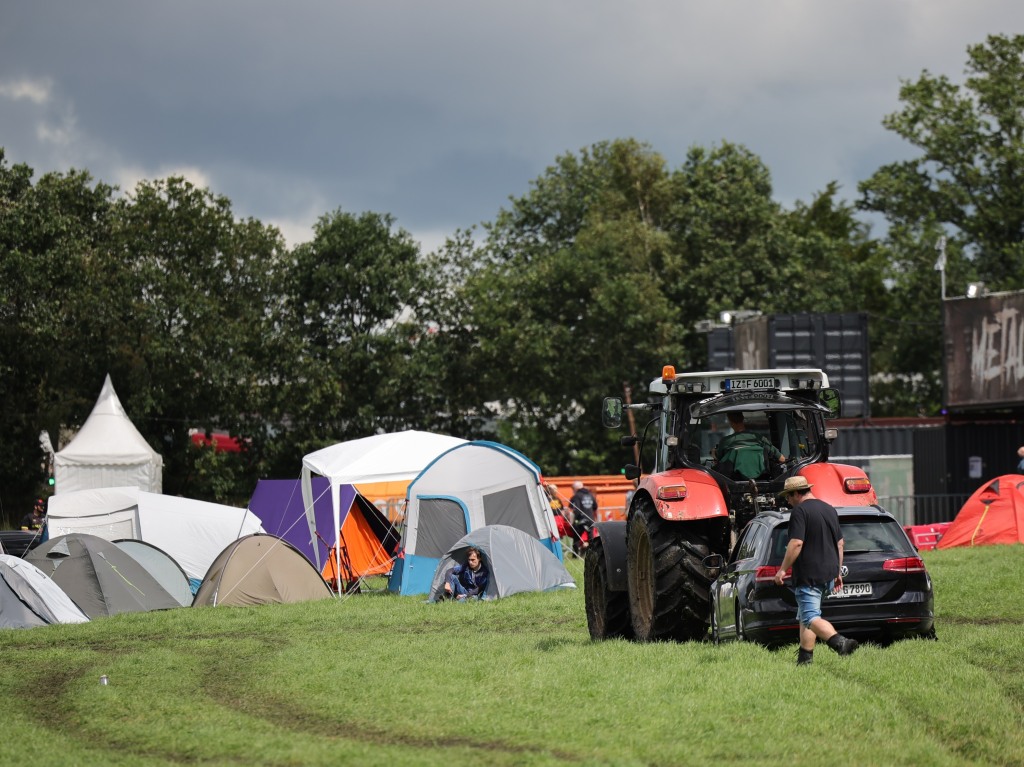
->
<box><xmin>726</xmin><ymin>377</ymin><xmax>777</xmax><ymax>391</ymax></box>
<box><xmin>829</xmin><ymin>583</ymin><xmax>873</xmax><ymax>599</ymax></box>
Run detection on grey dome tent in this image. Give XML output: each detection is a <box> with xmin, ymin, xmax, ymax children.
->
<box><xmin>26</xmin><ymin>534</ymin><xmax>182</xmax><ymax>618</ymax></box>
<box><xmin>427</xmin><ymin>525</ymin><xmax>575</xmax><ymax>602</ymax></box>
<box><xmin>113</xmin><ymin>539</ymin><xmax>194</xmax><ymax>606</ymax></box>
<box><xmin>193</xmin><ymin>534</ymin><xmax>334</xmax><ymax>607</ymax></box>
<box><xmin>0</xmin><ymin>555</ymin><xmax>89</xmax><ymax>629</ymax></box>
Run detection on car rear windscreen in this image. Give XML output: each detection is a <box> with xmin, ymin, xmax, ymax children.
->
<box><xmin>768</xmin><ymin>516</ymin><xmax>913</xmax><ymax>564</ymax></box>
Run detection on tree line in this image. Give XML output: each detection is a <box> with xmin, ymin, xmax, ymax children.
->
<box><xmin>2</xmin><ymin>35</ymin><xmax>1022</xmax><ymax>522</ymax></box>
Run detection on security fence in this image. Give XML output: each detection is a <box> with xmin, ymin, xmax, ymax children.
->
<box><xmin>876</xmin><ymin>494</ymin><xmax>970</xmax><ymax>527</ymax></box>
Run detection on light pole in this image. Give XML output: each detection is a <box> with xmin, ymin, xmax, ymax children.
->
<box><xmin>934</xmin><ymin>236</ymin><xmax>947</xmax><ymax>300</ymax></box>
<box><xmin>934</xmin><ymin>236</ymin><xmax>948</xmax><ymax>419</ymax></box>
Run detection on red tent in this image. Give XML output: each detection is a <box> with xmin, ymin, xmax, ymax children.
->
<box><xmin>937</xmin><ymin>474</ymin><xmax>1024</xmax><ymax>549</ymax></box>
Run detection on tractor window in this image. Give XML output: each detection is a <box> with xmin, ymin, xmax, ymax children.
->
<box><xmin>692</xmin><ymin>411</ymin><xmax>775</xmax><ymax>465</ymax></box>
<box><xmin>773</xmin><ymin>411</ymin><xmax>820</xmax><ymax>461</ymax></box>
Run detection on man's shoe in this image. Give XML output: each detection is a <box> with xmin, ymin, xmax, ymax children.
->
<box><xmin>827</xmin><ymin>634</ymin><xmax>859</xmax><ymax>656</ymax></box>
<box><xmin>797</xmin><ymin>648</ymin><xmax>814</xmax><ymax>666</ymax></box>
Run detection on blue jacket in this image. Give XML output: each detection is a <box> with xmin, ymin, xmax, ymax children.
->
<box><xmin>449</xmin><ymin>563</ymin><xmax>489</xmax><ymax>596</ymax></box>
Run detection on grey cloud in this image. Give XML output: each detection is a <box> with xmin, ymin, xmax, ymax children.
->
<box><xmin>2</xmin><ymin>1</ymin><xmax>1023</xmax><ymax>247</ymax></box>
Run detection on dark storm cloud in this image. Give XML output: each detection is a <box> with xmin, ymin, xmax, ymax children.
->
<box><xmin>2</xmin><ymin>1</ymin><xmax>1023</xmax><ymax>249</ymax></box>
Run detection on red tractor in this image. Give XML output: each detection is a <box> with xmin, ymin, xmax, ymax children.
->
<box><xmin>585</xmin><ymin>366</ymin><xmax>878</xmax><ymax>641</ymax></box>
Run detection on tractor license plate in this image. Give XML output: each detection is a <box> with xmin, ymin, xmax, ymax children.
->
<box><xmin>726</xmin><ymin>377</ymin><xmax>777</xmax><ymax>391</ymax></box>
<box><xmin>829</xmin><ymin>583</ymin><xmax>873</xmax><ymax>599</ymax></box>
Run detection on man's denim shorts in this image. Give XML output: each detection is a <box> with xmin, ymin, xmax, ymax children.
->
<box><xmin>794</xmin><ymin>582</ymin><xmax>835</xmax><ymax>628</ymax></box>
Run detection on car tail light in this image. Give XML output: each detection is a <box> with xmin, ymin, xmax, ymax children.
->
<box><xmin>844</xmin><ymin>477</ymin><xmax>872</xmax><ymax>494</ymax></box>
<box><xmin>883</xmin><ymin>556</ymin><xmax>927</xmax><ymax>573</ymax></box>
<box><xmin>657</xmin><ymin>484</ymin><xmax>687</xmax><ymax>501</ymax></box>
<box><xmin>755</xmin><ymin>565</ymin><xmax>791</xmax><ymax>582</ymax></box>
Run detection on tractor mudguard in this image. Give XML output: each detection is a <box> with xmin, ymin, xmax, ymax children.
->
<box><xmin>592</xmin><ymin>521</ymin><xmax>628</xmax><ymax>592</ymax></box>
<box><xmin>636</xmin><ymin>469</ymin><xmax>730</xmax><ymax>522</ymax></box>
<box><xmin>799</xmin><ymin>462</ymin><xmax>877</xmax><ymax>507</ymax></box>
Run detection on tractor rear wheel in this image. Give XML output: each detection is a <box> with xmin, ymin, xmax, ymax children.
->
<box><xmin>584</xmin><ymin>536</ymin><xmax>633</xmax><ymax>640</ymax></box>
<box><xmin>627</xmin><ymin>497</ymin><xmax>712</xmax><ymax>642</ymax></box>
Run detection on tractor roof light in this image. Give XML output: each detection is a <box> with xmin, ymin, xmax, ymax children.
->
<box><xmin>662</xmin><ymin>365</ymin><xmax>677</xmax><ymax>384</ymax></box>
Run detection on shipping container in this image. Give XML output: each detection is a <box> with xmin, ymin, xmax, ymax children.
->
<box><xmin>726</xmin><ymin>313</ymin><xmax>870</xmax><ymax>417</ymax></box>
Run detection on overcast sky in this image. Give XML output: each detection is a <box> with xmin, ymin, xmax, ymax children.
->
<box><xmin>2</xmin><ymin>2</ymin><xmax>1022</xmax><ymax>252</ymax></box>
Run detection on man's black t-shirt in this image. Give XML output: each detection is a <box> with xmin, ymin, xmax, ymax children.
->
<box><xmin>788</xmin><ymin>498</ymin><xmax>842</xmax><ymax>586</ymax></box>
<box><xmin>569</xmin><ymin>489</ymin><xmax>598</xmax><ymax>528</ymax></box>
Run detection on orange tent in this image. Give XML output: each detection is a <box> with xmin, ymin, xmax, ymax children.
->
<box><xmin>321</xmin><ymin>492</ymin><xmax>401</xmax><ymax>591</ymax></box>
<box><xmin>937</xmin><ymin>474</ymin><xmax>1024</xmax><ymax>549</ymax></box>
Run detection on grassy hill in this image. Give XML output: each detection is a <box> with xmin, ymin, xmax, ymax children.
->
<box><xmin>1</xmin><ymin>545</ymin><xmax>1022</xmax><ymax>766</ymax></box>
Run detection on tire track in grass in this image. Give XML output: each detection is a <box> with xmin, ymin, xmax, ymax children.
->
<box><xmin>196</xmin><ymin>645</ymin><xmax>583</xmax><ymax>763</ymax></box>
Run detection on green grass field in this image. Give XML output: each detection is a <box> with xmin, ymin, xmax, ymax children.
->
<box><xmin>1</xmin><ymin>545</ymin><xmax>1022</xmax><ymax>766</ymax></box>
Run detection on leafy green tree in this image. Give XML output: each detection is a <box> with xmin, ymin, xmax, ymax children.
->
<box><xmin>662</xmin><ymin>142</ymin><xmax>790</xmax><ymax>343</ymax></box>
<box><xmin>404</xmin><ymin>228</ymin><xmax>494</xmax><ymax>439</ymax></box>
<box><xmin>460</xmin><ymin>140</ymin><xmax>684</xmax><ymax>474</ymax></box>
<box><xmin>269</xmin><ymin>209</ymin><xmax>424</xmax><ymax>468</ymax></box>
<box><xmin>861</xmin><ymin>34</ymin><xmax>1024</xmax><ymax>290</ymax></box>
<box><xmin>0</xmin><ymin>151</ymin><xmax>117</xmax><ymax>521</ymax></box>
<box><xmin>857</xmin><ymin>34</ymin><xmax>1024</xmax><ymax>413</ymax></box>
<box><xmin>779</xmin><ymin>182</ymin><xmax>889</xmax><ymax>315</ymax></box>
<box><xmin>108</xmin><ymin>177</ymin><xmax>286</xmax><ymax>500</ymax></box>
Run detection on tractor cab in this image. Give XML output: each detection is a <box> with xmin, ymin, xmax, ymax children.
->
<box><xmin>605</xmin><ymin>367</ymin><xmax>841</xmax><ymax>525</ymax></box>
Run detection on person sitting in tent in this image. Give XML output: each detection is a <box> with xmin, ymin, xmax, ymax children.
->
<box><xmin>441</xmin><ymin>547</ymin><xmax>490</xmax><ymax>601</ymax></box>
<box><xmin>20</xmin><ymin>499</ymin><xmax>45</xmax><ymax>531</ymax></box>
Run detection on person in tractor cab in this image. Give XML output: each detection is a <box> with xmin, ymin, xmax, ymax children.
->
<box><xmin>712</xmin><ymin>411</ymin><xmax>786</xmax><ymax>480</ymax></box>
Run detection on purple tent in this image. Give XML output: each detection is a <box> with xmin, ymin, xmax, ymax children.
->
<box><xmin>248</xmin><ymin>478</ymin><xmax>357</xmax><ymax>569</ymax></box>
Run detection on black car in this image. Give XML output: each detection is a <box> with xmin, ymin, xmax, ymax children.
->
<box><xmin>710</xmin><ymin>506</ymin><xmax>935</xmax><ymax>646</ymax></box>
<box><xmin>0</xmin><ymin>530</ymin><xmax>44</xmax><ymax>558</ymax></box>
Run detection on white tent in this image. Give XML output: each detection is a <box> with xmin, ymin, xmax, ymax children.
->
<box><xmin>54</xmin><ymin>375</ymin><xmax>163</xmax><ymax>494</ymax></box>
<box><xmin>389</xmin><ymin>441</ymin><xmax>562</xmax><ymax>596</ymax></box>
<box><xmin>300</xmin><ymin>430</ymin><xmax>466</xmax><ymax>573</ymax></box>
<box><xmin>45</xmin><ymin>486</ymin><xmax>263</xmax><ymax>586</ymax></box>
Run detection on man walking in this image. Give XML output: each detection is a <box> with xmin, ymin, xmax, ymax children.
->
<box><xmin>773</xmin><ymin>476</ymin><xmax>858</xmax><ymax>665</ymax></box>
